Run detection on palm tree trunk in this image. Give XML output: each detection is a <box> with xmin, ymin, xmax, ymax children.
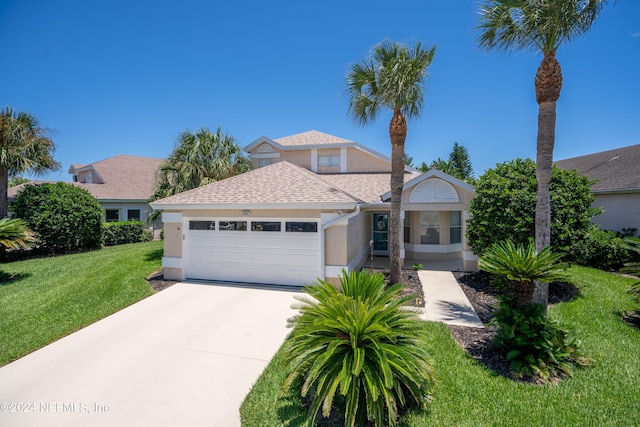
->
<box><xmin>532</xmin><ymin>50</ymin><xmax>562</xmax><ymax>308</ymax></box>
<box><xmin>0</xmin><ymin>167</ymin><xmax>8</xmax><ymax>218</ymax></box>
<box><xmin>389</xmin><ymin>111</ymin><xmax>407</xmax><ymax>285</ymax></box>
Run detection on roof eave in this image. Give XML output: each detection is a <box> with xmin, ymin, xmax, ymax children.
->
<box><xmin>149</xmin><ymin>202</ymin><xmax>360</xmax><ymax>211</ymax></box>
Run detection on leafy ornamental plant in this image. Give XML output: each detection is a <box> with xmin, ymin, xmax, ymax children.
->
<box><xmin>0</xmin><ymin>218</ymin><xmax>35</xmax><ymax>250</ymax></box>
<box><xmin>478</xmin><ymin>239</ymin><xmax>566</xmax><ymax>308</ymax></box>
<box><xmin>282</xmin><ymin>270</ymin><xmax>435</xmax><ymax>427</ymax></box>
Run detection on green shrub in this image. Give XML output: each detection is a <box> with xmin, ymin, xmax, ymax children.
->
<box><xmin>282</xmin><ymin>270</ymin><xmax>435</xmax><ymax>427</ymax></box>
<box><xmin>467</xmin><ymin>159</ymin><xmax>601</xmax><ymax>256</ymax></box>
<box><xmin>492</xmin><ymin>302</ymin><xmax>592</xmax><ymax>383</ymax></box>
<box><xmin>568</xmin><ymin>229</ymin><xmax>632</xmax><ymax>270</ymax></box>
<box><xmin>10</xmin><ymin>183</ymin><xmax>103</xmax><ymax>253</ymax></box>
<box><xmin>102</xmin><ymin>221</ymin><xmax>152</xmax><ymax>246</ymax></box>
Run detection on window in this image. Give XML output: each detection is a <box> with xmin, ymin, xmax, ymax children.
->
<box><xmin>449</xmin><ymin>211</ymin><xmax>462</xmax><ymax>244</ymax></box>
<box><xmin>105</xmin><ymin>209</ymin><xmax>119</xmax><ymax>222</ymax></box>
<box><xmin>404</xmin><ymin>213</ymin><xmax>411</xmax><ymax>243</ymax></box>
<box><xmin>251</xmin><ymin>221</ymin><xmax>281</xmax><ymax>232</ymax></box>
<box><xmin>420</xmin><ymin>212</ymin><xmax>440</xmax><ymax>244</ymax></box>
<box><xmin>318</xmin><ymin>155</ymin><xmax>340</xmax><ymax>167</ymax></box>
<box><xmin>286</xmin><ymin>222</ymin><xmax>318</xmax><ymax>232</ymax></box>
<box><xmin>127</xmin><ymin>209</ymin><xmax>141</xmax><ymax>221</ymax></box>
<box><xmin>257</xmin><ymin>158</ymin><xmax>272</xmax><ymax>168</ymax></box>
<box><xmin>189</xmin><ymin>221</ymin><xmax>215</xmax><ymax>230</ymax></box>
<box><xmin>219</xmin><ymin>221</ymin><xmax>247</xmax><ymax>231</ymax></box>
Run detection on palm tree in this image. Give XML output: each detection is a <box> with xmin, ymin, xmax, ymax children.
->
<box><xmin>478</xmin><ymin>0</ymin><xmax>609</xmax><ymax>305</ymax></box>
<box><xmin>347</xmin><ymin>40</ymin><xmax>436</xmax><ymax>284</ymax></box>
<box><xmin>149</xmin><ymin>127</ymin><xmax>251</xmax><ymax>223</ymax></box>
<box><xmin>0</xmin><ymin>107</ymin><xmax>60</xmax><ymax>217</ymax></box>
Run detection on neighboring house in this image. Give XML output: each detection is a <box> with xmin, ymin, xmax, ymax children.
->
<box><xmin>555</xmin><ymin>144</ymin><xmax>640</xmax><ymax>236</ymax></box>
<box><xmin>151</xmin><ymin>130</ymin><xmax>478</xmax><ymax>286</ymax></box>
<box><xmin>9</xmin><ymin>155</ymin><xmax>164</xmax><ymax>224</ymax></box>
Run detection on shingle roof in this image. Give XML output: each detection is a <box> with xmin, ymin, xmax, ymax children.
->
<box><xmin>274</xmin><ymin>130</ymin><xmax>354</xmax><ymax>147</ymax></box>
<box><xmin>555</xmin><ymin>144</ymin><xmax>640</xmax><ymax>192</ymax></box>
<box><xmin>151</xmin><ymin>161</ymin><xmax>364</xmax><ymax>206</ymax></box>
<box><xmin>319</xmin><ymin>173</ymin><xmax>418</xmax><ymax>203</ymax></box>
<box><xmin>9</xmin><ymin>155</ymin><xmax>164</xmax><ymax>201</ymax></box>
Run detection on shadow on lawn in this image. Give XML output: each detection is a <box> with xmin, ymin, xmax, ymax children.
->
<box><xmin>144</xmin><ymin>248</ymin><xmax>163</xmax><ymax>262</ymax></box>
<box><xmin>0</xmin><ymin>271</ymin><xmax>32</xmax><ymax>286</ymax></box>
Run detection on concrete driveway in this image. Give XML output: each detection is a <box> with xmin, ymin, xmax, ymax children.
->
<box><xmin>0</xmin><ymin>282</ymin><xmax>301</xmax><ymax>427</ymax></box>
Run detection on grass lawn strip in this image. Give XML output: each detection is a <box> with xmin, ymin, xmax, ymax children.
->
<box><xmin>0</xmin><ymin>241</ymin><xmax>162</xmax><ymax>366</ymax></box>
<box><xmin>240</xmin><ymin>265</ymin><xmax>640</xmax><ymax>426</ymax></box>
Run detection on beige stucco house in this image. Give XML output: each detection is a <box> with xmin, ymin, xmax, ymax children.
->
<box><xmin>151</xmin><ymin>130</ymin><xmax>478</xmax><ymax>286</ymax></box>
<box><xmin>555</xmin><ymin>144</ymin><xmax>640</xmax><ymax>236</ymax></box>
<box><xmin>10</xmin><ymin>155</ymin><xmax>164</xmax><ymax>224</ymax></box>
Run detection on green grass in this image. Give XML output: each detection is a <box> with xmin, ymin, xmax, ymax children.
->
<box><xmin>0</xmin><ymin>241</ymin><xmax>162</xmax><ymax>366</ymax></box>
<box><xmin>241</xmin><ymin>265</ymin><xmax>640</xmax><ymax>426</ymax></box>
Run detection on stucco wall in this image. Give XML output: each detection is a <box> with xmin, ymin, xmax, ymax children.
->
<box><xmin>101</xmin><ymin>201</ymin><xmax>152</xmax><ymax>223</ymax></box>
<box><xmin>163</xmin><ymin>221</ymin><xmax>182</xmax><ymax>258</ymax></box>
<box><xmin>280</xmin><ymin>151</ymin><xmax>311</xmax><ymax>169</ymax></box>
<box><xmin>346</xmin><ymin>148</ymin><xmax>391</xmax><ymax>172</ymax></box>
<box><xmin>592</xmin><ymin>193</ymin><xmax>640</xmax><ymax>235</ymax></box>
<box><xmin>325</xmin><ymin>224</ymin><xmax>347</xmax><ymax>265</ymax></box>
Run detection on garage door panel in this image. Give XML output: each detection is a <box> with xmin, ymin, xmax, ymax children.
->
<box><xmin>186</xmin><ymin>220</ymin><xmax>321</xmax><ymax>286</ymax></box>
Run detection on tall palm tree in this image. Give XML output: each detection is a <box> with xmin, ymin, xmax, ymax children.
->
<box><xmin>149</xmin><ymin>127</ymin><xmax>251</xmax><ymax>223</ymax></box>
<box><xmin>478</xmin><ymin>0</ymin><xmax>609</xmax><ymax>306</ymax></box>
<box><xmin>347</xmin><ymin>40</ymin><xmax>436</xmax><ymax>284</ymax></box>
<box><xmin>0</xmin><ymin>107</ymin><xmax>60</xmax><ymax>217</ymax></box>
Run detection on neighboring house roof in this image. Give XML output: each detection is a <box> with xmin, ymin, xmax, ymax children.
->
<box><xmin>9</xmin><ymin>155</ymin><xmax>164</xmax><ymax>202</ymax></box>
<box><xmin>555</xmin><ymin>144</ymin><xmax>640</xmax><ymax>193</ymax></box>
<box><xmin>245</xmin><ymin>130</ymin><xmax>417</xmax><ymax>173</ymax></box>
<box><xmin>150</xmin><ymin>161</ymin><xmax>364</xmax><ymax>210</ymax></box>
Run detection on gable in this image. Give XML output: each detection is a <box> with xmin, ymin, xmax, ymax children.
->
<box><xmin>409</xmin><ymin>178</ymin><xmax>459</xmax><ymax>202</ymax></box>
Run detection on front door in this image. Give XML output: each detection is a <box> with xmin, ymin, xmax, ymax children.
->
<box><xmin>372</xmin><ymin>212</ymin><xmax>389</xmax><ymax>255</ymax></box>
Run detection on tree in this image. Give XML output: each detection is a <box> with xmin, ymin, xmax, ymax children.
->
<box><xmin>478</xmin><ymin>0</ymin><xmax>609</xmax><ymax>305</ymax></box>
<box><xmin>449</xmin><ymin>142</ymin><xmax>475</xmax><ymax>183</ymax></box>
<box><xmin>0</xmin><ymin>107</ymin><xmax>60</xmax><ymax>218</ymax></box>
<box><xmin>467</xmin><ymin>158</ymin><xmax>600</xmax><ymax>257</ymax></box>
<box><xmin>8</xmin><ymin>176</ymin><xmax>30</xmax><ymax>188</ymax></box>
<box><xmin>347</xmin><ymin>40</ymin><xmax>436</xmax><ymax>284</ymax></box>
<box><xmin>149</xmin><ymin>127</ymin><xmax>251</xmax><ymax>223</ymax></box>
<box><xmin>11</xmin><ymin>183</ymin><xmax>103</xmax><ymax>253</ymax></box>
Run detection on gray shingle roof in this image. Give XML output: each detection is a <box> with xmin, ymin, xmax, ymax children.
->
<box><xmin>555</xmin><ymin>144</ymin><xmax>640</xmax><ymax>192</ymax></box>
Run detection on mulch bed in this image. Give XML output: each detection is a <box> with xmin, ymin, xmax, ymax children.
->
<box><xmin>146</xmin><ymin>270</ymin><xmax>178</xmax><ymax>292</ymax></box>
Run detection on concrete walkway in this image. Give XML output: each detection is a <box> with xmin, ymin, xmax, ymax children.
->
<box><xmin>0</xmin><ymin>282</ymin><xmax>300</xmax><ymax>427</ymax></box>
<box><xmin>418</xmin><ymin>270</ymin><xmax>484</xmax><ymax>328</ymax></box>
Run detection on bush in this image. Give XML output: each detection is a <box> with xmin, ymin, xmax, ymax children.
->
<box><xmin>492</xmin><ymin>301</ymin><xmax>592</xmax><ymax>383</ymax></box>
<box><xmin>102</xmin><ymin>221</ymin><xmax>153</xmax><ymax>246</ymax></box>
<box><xmin>10</xmin><ymin>183</ymin><xmax>103</xmax><ymax>253</ymax></box>
<box><xmin>282</xmin><ymin>270</ymin><xmax>435</xmax><ymax>427</ymax></box>
<box><xmin>467</xmin><ymin>159</ymin><xmax>601</xmax><ymax>256</ymax></box>
<box><xmin>568</xmin><ymin>229</ymin><xmax>632</xmax><ymax>270</ymax></box>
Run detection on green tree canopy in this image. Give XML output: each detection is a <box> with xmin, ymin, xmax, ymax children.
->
<box><xmin>467</xmin><ymin>158</ymin><xmax>600</xmax><ymax>256</ymax></box>
<box><xmin>149</xmin><ymin>127</ymin><xmax>251</xmax><ymax>223</ymax></box>
<box><xmin>346</xmin><ymin>40</ymin><xmax>436</xmax><ymax>284</ymax></box>
<box><xmin>0</xmin><ymin>107</ymin><xmax>60</xmax><ymax>218</ymax></box>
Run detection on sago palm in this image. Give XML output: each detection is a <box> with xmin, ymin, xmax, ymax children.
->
<box><xmin>479</xmin><ymin>239</ymin><xmax>566</xmax><ymax>308</ymax></box>
<box><xmin>477</xmin><ymin>0</ymin><xmax>609</xmax><ymax>306</ymax></box>
<box><xmin>282</xmin><ymin>270</ymin><xmax>435</xmax><ymax>427</ymax></box>
<box><xmin>0</xmin><ymin>218</ymin><xmax>36</xmax><ymax>250</ymax></box>
<box><xmin>346</xmin><ymin>40</ymin><xmax>436</xmax><ymax>285</ymax></box>
<box><xmin>0</xmin><ymin>107</ymin><xmax>60</xmax><ymax>218</ymax></box>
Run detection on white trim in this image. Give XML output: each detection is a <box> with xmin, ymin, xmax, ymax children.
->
<box><xmin>405</xmin><ymin>243</ymin><xmax>464</xmax><ymax>254</ymax></box>
<box><xmin>340</xmin><ymin>147</ymin><xmax>347</xmax><ymax>173</ymax></box>
<box><xmin>381</xmin><ymin>168</ymin><xmax>474</xmax><ymax>201</ymax></box>
<box><xmin>311</xmin><ymin>148</ymin><xmax>318</xmax><ymax>172</ymax></box>
<box><xmin>162</xmin><ymin>212</ymin><xmax>183</xmax><ymax>223</ymax></box>
<box><xmin>249</xmin><ymin>152</ymin><xmax>281</xmax><ymax>159</ymax></box>
<box><xmin>462</xmin><ymin>250</ymin><xmax>479</xmax><ymax>261</ymax></box>
<box><xmin>162</xmin><ymin>257</ymin><xmax>182</xmax><ymax>269</ymax></box>
<box><xmin>325</xmin><ymin>265</ymin><xmax>347</xmax><ymax>279</ymax></box>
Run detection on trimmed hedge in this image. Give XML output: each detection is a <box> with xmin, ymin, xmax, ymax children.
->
<box><xmin>102</xmin><ymin>221</ymin><xmax>153</xmax><ymax>246</ymax></box>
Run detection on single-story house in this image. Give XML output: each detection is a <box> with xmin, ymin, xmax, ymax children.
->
<box><xmin>151</xmin><ymin>130</ymin><xmax>478</xmax><ymax>286</ymax></box>
<box><xmin>555</xmin><ymin>144</ymin><xmax>640</xmax><ymax>236</ymax></box>
<box><xmin>9</xmin><ymin>155</ymin><xmax>164</xmax><ymax>224</ymax></box>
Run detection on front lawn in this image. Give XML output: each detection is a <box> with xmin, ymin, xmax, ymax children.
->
<box><xmin>0</xmin><ymin>241</ymin><xmax>162</xmax><ymax>366</ymax></box>
<box><xmin>241</xmin><ymin>265</ymin><xmax>640</xmax><ymax>426</ymax></box>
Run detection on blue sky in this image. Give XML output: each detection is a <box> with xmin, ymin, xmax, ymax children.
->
<box><xmin>1</xmin><ymin>1</ymin><xmax>638</xmax><ymax>181</ymax></box>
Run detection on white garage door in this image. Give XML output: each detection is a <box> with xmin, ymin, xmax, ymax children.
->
<box><xmin>185</xmin><ymin>219</ymin><xmax>321</xmax><ymax>286</ymax></box>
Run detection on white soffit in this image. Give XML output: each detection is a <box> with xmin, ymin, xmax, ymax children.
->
<box><xmin>409</xmin><ymin>178</ymin><xmax>459</xmax><ymax>203</ymax></box>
